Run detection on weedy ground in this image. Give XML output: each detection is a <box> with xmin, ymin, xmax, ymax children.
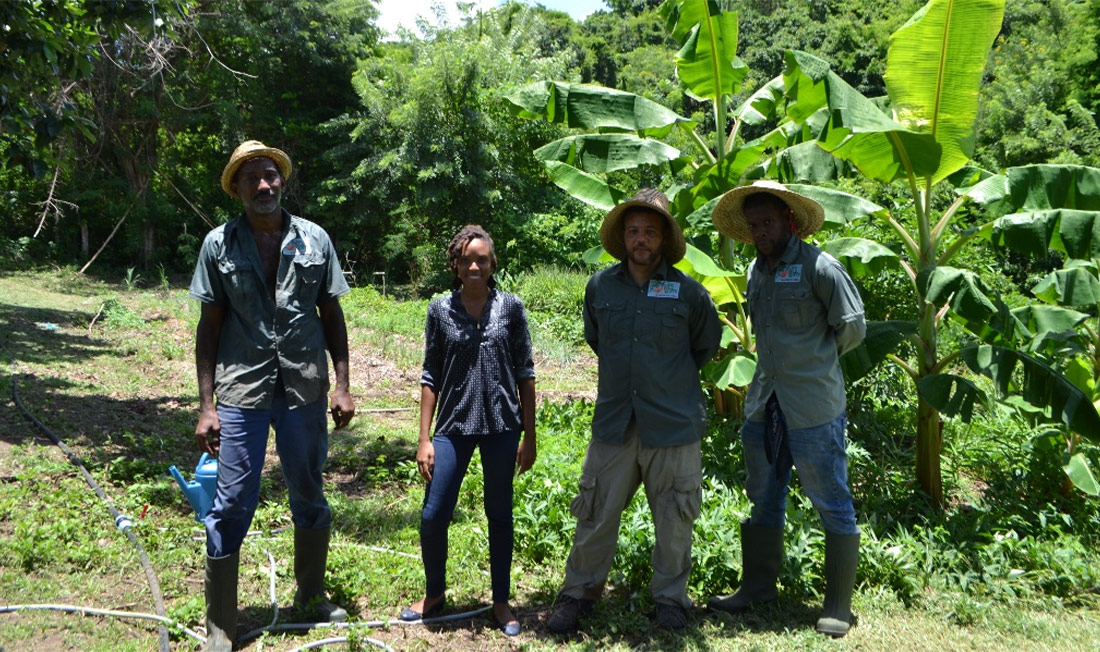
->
<box><xmin>1</xmin><ymin>269</ymin><xmax>1099</xmax><ymax>651</ymax></box>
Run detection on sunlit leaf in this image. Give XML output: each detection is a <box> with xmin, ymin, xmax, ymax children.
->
<box><xmin>884</xmin><ymin>0</ymin><xmax>1006</xmax><ymax>183</ymax></box>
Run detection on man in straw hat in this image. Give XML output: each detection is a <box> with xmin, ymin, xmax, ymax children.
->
<box><xmin>547</xmin><ymin>188</ymin><xmax>721</xmax><ymax>633</ymax></box>
<box><xmin>708</xmin><ymin>180</ymin><xmax>865</xmax><ymax>637</ymax></box>
<box><xmin>190</xmin><ymin>140</ymin><xmax>355</xmax><ymax>651</ymax></box>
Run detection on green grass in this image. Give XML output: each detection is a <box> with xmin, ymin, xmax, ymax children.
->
<box><xmin>2</xmin><ymin>269</ymin><xmax>1100</xmax><ymax>651</ymax></box>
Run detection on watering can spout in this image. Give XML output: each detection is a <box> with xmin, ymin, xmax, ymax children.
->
<box><xmin>168</xmin><ymin>452</ymin><xmax>218</xmax><ymax>522</ymax></box>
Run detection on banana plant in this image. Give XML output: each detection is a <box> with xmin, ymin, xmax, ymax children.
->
<box><xmin>791</xmin><ymin>0</ymin><xmax>1100</xmax><ymax>506</ymax></box>
<box><xmin>504</xmin><ymin>0</ymin><xmax>881</xmax><ymax>418</ymax></box>
<box><xmin>970</xmin><ymin>165</ymin><xmax>1100</xmax><ymax>495</ymax></box>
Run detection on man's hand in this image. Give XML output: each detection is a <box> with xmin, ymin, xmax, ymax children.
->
<box><xmin>516</xmin><ymin>434</ymin><xmax>537</xmax><ymax>476</ymax></box>
<box><xmin>329</xmin><ymin>388</ymin><xmax>355</xmax><ymax>430</ymax></box>
<box><xmin>416</xmin><ymin>440</ymin><xmax>435</xmax><ymax>482</ymax></box>
<box><xmin>195</xmin><ymin>407</ymin><xmax>221</xmax><ymax>455</ymax></box>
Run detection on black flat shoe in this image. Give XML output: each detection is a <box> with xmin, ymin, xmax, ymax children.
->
<box><xmin>398</xmin><ymin>596</ymin><xmax>445</xmax><ymax>622</ymax></box>
<box><xmin>492</xmin><ymin>611</ymin><xmax>521</xmax><ymax>637</ymax></box>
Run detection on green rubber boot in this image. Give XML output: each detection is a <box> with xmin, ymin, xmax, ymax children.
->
<box><xmin>204</xmin><ymin>552</ymin><xmax>238</xmax><ymax>652</ymax></box>
<box><xmin>293</xmin><ymin>527</ymin><xmax>348</xmax><ymax>622</ymax></box>
<box><xmin>815</xmin><ymin>531</ymin><xmax>860</xmax><ymax>637</ymax></box>
<box><xmin>708</xmin><ymin>520</ymin><xmax>783</xmax><ymax>613</ymax></box>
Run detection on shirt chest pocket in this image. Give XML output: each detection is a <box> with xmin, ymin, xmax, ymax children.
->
<box><xmin>290</xmin><ymin>254</ymin><xmax>325</xmax><ymax>304</ymax></box>
<box><xmin>216</xmin><ymin>256</ymin><xmax>259</xmax><ymax>303</ymax></box>
<box><xmin>595</xmin><ymin>297</ymin><xmax>631</xmax><ymax>333</ymax></box>
<box><xmin>776</xmin><ymin>285</ymin><xmax>820</xmax><ymax>332</ymax></box>
<box><xmin>654</xmin><ymin>300</ymin><xmax>688</xmax><ymax>351</ymax></box>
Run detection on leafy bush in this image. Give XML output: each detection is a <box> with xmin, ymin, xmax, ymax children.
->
<box><xmin>509</xmin><ymin>266</ymin><xmax>588</xmax><ymax>345</ymax></box>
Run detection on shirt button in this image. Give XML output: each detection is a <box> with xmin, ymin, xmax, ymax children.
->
<box><xmin>633</xmin><ymin>337</ymin><xmax>638</xmax><ymax>341</ymax></box>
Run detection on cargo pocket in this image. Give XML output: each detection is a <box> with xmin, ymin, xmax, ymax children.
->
<box><xmin>666</xmin><ymin>472</ymin><xmax>702</xmax><ymax>521</ymax></box>
<box><xmin>569</xmin><ymin>475</ymin><xmax>599</xmax><ymax>522</ymax></box>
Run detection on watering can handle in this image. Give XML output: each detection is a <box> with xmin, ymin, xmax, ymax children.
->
<box><xmin>198</xmin><ymin>452</ymin><xmax>212</xmax><ymax>467</ymax></box>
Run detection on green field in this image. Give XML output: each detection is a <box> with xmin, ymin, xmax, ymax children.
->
<box><xmin>2</xmin><ymin>269</ymin><xmax>1099</xmax><ymax>651</ymax></box>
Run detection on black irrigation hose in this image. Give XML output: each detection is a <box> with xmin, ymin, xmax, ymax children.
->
<box><xmin>10</xmin><ymin>362</ymin><xmax>171</xmax><ymax>652</ymax></box>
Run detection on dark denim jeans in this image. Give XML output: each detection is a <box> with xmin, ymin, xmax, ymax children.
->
<box><xmin>420</xmin><ymin>431</ymin><xmax>520</xmax><ymax>603</ymax></box>
<box><xmin>741</xmin><ymin>412</ymin><xmax>858</xmax><ymax>535</ymax></box>
<box><xmin>205</xmin><ymin>393</ymin><xmax>330</xmax><ymax>557</ymax></box>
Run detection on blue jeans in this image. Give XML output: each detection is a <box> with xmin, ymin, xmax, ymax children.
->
<box><xmin>741</xmin><ymin>412</ymin><xmax>858</xmax><ymax>535</ymax></box>
<box><xmin>205</xmin><ymin>392</ymin><xmax>331</xmax><ymax>557</ymax></box>
<box><xmin>420</xmin><ymin>431</ymin><xmax>520</xmax><ymax>603</ymax></box>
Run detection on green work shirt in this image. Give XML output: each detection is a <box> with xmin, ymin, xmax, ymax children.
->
<box><xmin>745</xmin><ymin>237</ymin><xmax>866</xmax><ymax>429</ymax></box>
<box><xmin>189</xmin><ymin>211</ymin><xmax>350</xmax><ymax>410</ymax></box>
<box><xmin>583</xmin><ymin>260</ymin><xmax>722</xmax><ymax>448</ymax></box>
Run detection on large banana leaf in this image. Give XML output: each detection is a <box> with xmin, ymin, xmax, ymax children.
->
<box><xmin>786</xmin><ymin>184</ymin><xmax>889</xmax><ymax>228</ymax></box>
<box><xmin>774</xmin><ymin>142</ymin><xmax>849</xmax><ymax>184</ymax></box>
<box><xmin>659</xmin><ymin>0</ymin><xmax>747</xmax><ymax>100</ymax></box>
<box><xmin>960</xmin><ymin>344</ymin><xmax>1100</xmax><ymax>442</ymax></box>
<box><xmin>815</xmin><ymin>71</ymin><xmax>942</xmax><ymax>183</ymax></box>
<box><xmin>535</xmin><ymin>134</ymin><xmax>681</xmax><ymax>174</ymax></box>
<box><xmin>541</xmin><ymin>161</ymin><xmax>625</xmax><ymax>210</ymax></box>
<box><xmin>917</xmin><ymin>373</ymin><xmax>988</xmax><ymax>423</ymax></box>
<box><xmin>920</xmin><ymin>266</ymin><xmax>997</xmax><ymax>325</ymax></box>
<box><xmin>840</xmin><ymin>320</ymin><xmax>917</xmax><ymax>381</ymax></box>
<box><xmin>883</xmin><ymin>0</ymin><xmax>1006</xmax><ymax>183</ymax></box>
<box><xmin>1032</xmin><ymin>267</ymin><xmax>1100</xmax><ymax>308</ymax></box>
<box><xmin>1064</xmin><ymin>452</ymin><xmax>1100</xmax><ymax>496</ymax></box>
<box><xmin>706</xmin><ymin>350</ymin><xmax>757</xmax><ymax>390</ymax></box>
<box><xmin>504</xmin><ymin>81</ymin><xmax>695</xmax><ymax>138</ymax></box>
<box><xmin>782</xmin><ymin>50</ymin><xmax>830</xmax><ymax>124</ymax></box>
<box><xmin>823</xmin><ymin>237</ymin><xmax>901</xmax><ymax>277</ymax></box>
<box><xmin>966</xmin><ymin>164</ymin><xmax>1100</xmax><ymax>214</ymax></box>
<box><xmin>734</xmin><ymin>74</ymin><xmax>785</xmax><ymax>126</ymax></box>
<box><xmin>992</xmin><ymin>209</ymin><xmax>1100</xmax><ymax>261</ymax></box>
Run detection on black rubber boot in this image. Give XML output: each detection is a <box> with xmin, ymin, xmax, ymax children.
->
<box><xmin>708</xmin><ymin>520</ymin><xmax>783</xmax><ymax>613</ymax></box>
<box><xmin>293</xmin><ymin>526</ymin><xmax>348</xmax><ymax>622</ymax></box>
<box><xmin>815</xmin><ymin>530</ymin><xmax>860</xmax><ymax>637</ymax></box>
<box><xmin>204</xmin><ymin>552</ymin><xmax>238</xmax><ymax>652</ymax></box>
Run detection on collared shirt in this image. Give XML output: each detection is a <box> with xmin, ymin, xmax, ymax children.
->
<box><xmin>584</xmin><ymin>260</ymin><xmax>721</xmax><ymax>448</ymax></box>
<box><xmin>745</xmin><ymin>237</ymin><xmax>866</xmax><ymax>429</ymax></box>
<box><xmin>421</xmin><ymin>289</ymin><xmax>535</xmax><ymax>436</ymax></box>
<box><xmin>189</xmin><ymin>210</ymin><xmax>350</xmax><ymax>409</ymax></box>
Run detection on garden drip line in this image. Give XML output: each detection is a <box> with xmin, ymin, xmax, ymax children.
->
<box><xmin>0</xmin><ymin>604</ymin><xmax>206</xmax><ymax>645</ymax></box>
<box><xmin>236</xmin><ymin>605</ymin><xmax>494</xmax><ymax>646</ymax></box>
<box><xmin>10</xmin><ymin>362</ymin><xmax>171</xmax><ymax>652</ymax></box>
<box><xmin>287</xmin><ymin>636</ymin><xmax>395</xmax><ymax>652</ymax></box>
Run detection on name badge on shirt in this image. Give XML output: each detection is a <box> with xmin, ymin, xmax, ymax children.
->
<box><xmin>647</xmin><ymin>280</ymin><xmax>680</xmax><ymax>298</ymax></box>
<box><xmin>282</xmin><ymin>236</ymin><xmax>310</xmax><ymax>257</ymax></box>
<box><xmin>775</xmin><ymin>264</ymin><xmax>802</xmax><ymax>283</ymax></box>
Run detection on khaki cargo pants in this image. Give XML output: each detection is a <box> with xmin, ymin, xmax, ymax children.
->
<box><xmin>558</xmin><ymin>425</ymin><xmax>703</xmax><ymax>608</ymax></box>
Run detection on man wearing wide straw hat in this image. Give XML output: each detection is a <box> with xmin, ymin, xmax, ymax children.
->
<box><xmin>708</xmin><ymin>180</ymin><xmax>865</xmax><ymax>637</ymax></box>
<box><xmin>547</xmin><ymin>188</ymin><xmax>721</xmax><ymax>633</ymax></box>
<box><xmin>190</xmin><ymin>140</ymin><xmax>355</xmax><ymax>651</ymax></box>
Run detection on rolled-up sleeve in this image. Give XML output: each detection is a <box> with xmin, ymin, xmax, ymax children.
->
<box><xmin>421</xmin><ymin>304</ymin><xmax>443</xmax><ymax>389</ymax></box>
<box><xmin>510</xmin><ymin>299</ymin><xmax>536</xmax><ymax>381</ymax></box>
<box><xmin>189</xmin><ymin>232</ymin><xmax>226</xmax><ymax>305</ymax></box>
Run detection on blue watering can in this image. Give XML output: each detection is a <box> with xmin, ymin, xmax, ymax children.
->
<box><xmin>169</xmin><ymin>453</ymin><xmax>219</xmax><ymax>522</ymax></box>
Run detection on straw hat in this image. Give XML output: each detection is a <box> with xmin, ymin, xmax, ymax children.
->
<box><xmin>712</xmin><ymin>180</ymin><xmax>825</xmax><ymax>244</ymax></box>
<box><xmin>600</xmin><ymin>188</ymin><xmax>686</xmax><ymax>264</ymax></box>
<box><xmin>220</xmin><ymin>140</ymin><xmax>293</xmax><ymax>197</ymax></box>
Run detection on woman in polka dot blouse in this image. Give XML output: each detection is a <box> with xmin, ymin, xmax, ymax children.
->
<box><xmin>399</xmin><ymin>224</ymin><xmax>537</xmax><ymax>637</ymax></box>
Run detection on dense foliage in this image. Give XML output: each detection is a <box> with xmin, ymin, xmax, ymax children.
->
<box><xmin>3</xmin><ymin>0</ymin><xmax>1097</xmax><ymax>289</ymax></box>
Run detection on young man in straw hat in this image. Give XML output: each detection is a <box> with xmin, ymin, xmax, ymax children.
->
<box><xmin>547</xmin><ymin>188</ymin><xmax>721</xmax><ymax>633</ymax></box>
<box><xmin>190</xmin><ymin>140</ymin><xmax>355</xmax><ymax>651</ymax></box>
<box><xmin>708</xmin><ymin>180</ymin><xmax>865</xmax><ymax>637</ymax></box>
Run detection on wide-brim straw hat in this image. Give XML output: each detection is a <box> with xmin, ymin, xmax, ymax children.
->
<box><xmin>712</xmin><ymin>180</ymin><xmax>825</xmax><ymax>244</ymax></box>
<box><xmin>600</xmin><ymin>188</ymin><xmax>686</xmax><ymax>264</ymax></box>
<box><xmin>220</xmin><ymin>140</ymin><xmax>293</xmax><ymax>197</ymax></box>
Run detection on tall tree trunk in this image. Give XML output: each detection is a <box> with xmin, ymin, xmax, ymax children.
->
<box><xmin>80</xmin><ymin>220</ymin><xmax>89</xmax><ymax>257</ymax></box>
